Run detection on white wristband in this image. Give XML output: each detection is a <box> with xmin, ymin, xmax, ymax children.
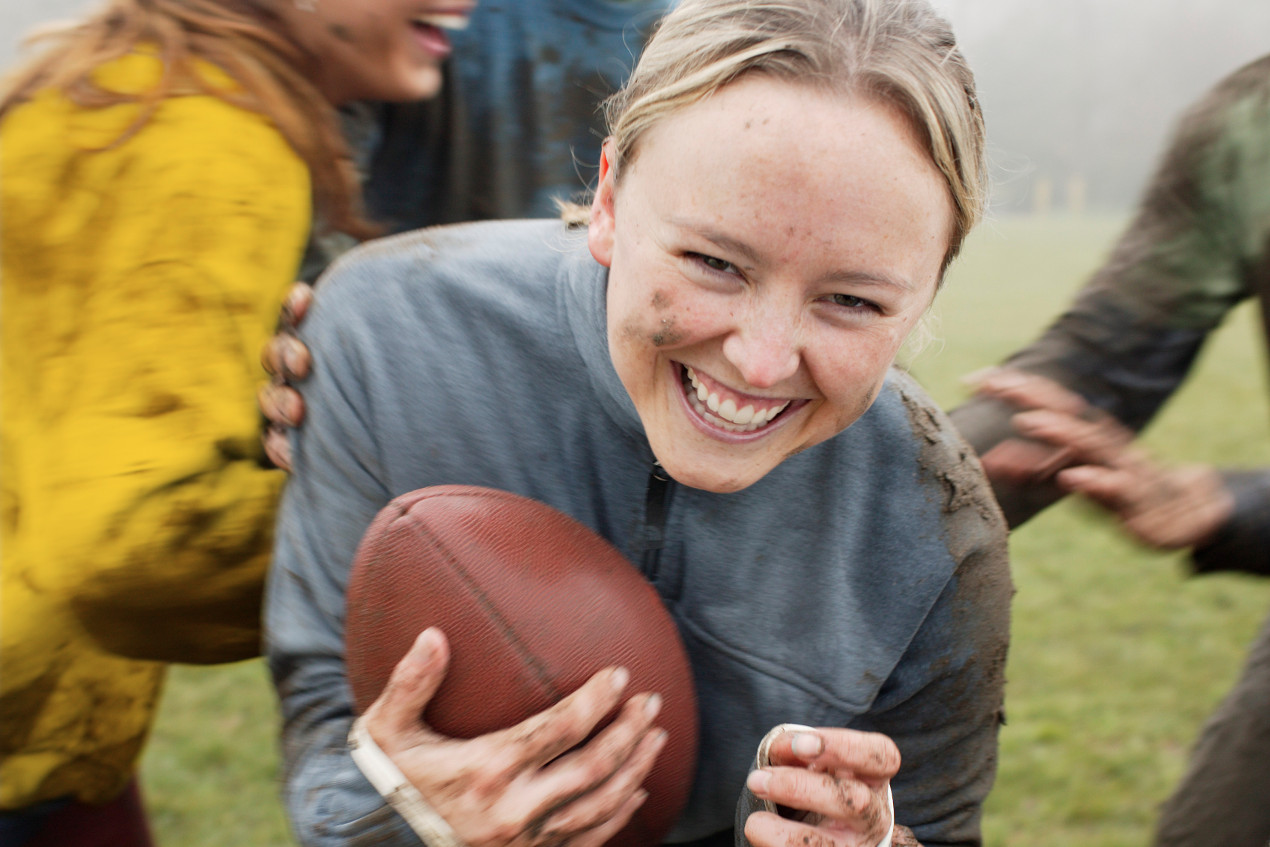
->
<box><xmin>876</xmin><ymin>785</ymin><xmax>895</xmax><ymax>847</ymax></box>
<box><xmin>348</xmin><ymin>716</ymin><xmax>468</xmax><ymax>847</ymax></box>
<box><xmin>754</xmin><ymin>724</ymin><xmax>895</xmax><ymax>847</ymax></box>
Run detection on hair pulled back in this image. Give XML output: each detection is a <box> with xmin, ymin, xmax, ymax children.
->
<box><xmin>605</xmin><ymin>0</ymin><xmax>986</xmax><ymax>270</ymax></box>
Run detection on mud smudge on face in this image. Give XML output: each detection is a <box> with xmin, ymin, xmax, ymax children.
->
<box><xmin>328</xmin><ymin>23</ymin><xmax>356</xmax><ymax>44</ymax></box>
<box><xmin>651</xmin><ymin>317</ymin><xmax>684</xmax><ymax>347</ymax></box>
<box><xmin>651</xmin><ymin>290</ymin><xmax>671</xmax><ymax>310</ymax></box>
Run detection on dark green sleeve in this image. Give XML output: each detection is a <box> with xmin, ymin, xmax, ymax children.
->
<box><xmin>1192</xmin><ymin>470</ymin><xmax>1270</xmax><ymax>577</ymax></box>
<box><xmin>950</xmin><ymin>56</ymin><xmax>1270</xmax><ymax>528</ymax></box>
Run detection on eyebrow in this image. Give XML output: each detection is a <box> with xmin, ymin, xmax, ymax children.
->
<box><xmin>669</xmin><ymin>217</ymin><xmax>918</xmax><ymax>293</ymax></box>
<box><xmin>670</xmin><ymin>218</ymin><xmax>762</xmax><ymax>268</ymax></box>
<box><xmin>823</xmin><ymin>268</ymin><xmax>918</xmax><ymax>293</ymax></box>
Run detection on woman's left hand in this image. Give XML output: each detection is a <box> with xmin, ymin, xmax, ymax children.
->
<box><xmin>743</xmin><ymin>727</ymin><xmax>902</xmax><ymax>847</ymax></box>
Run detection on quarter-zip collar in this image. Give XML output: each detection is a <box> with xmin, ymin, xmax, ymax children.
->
<box><xmin>558</xmin><ymin>230</ymin><xmax>650</xmax><ymax>441</ymax></box>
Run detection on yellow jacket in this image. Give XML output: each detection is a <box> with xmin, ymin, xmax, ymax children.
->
<box><xmin>1</xmin><ymin>52</ymin><xmax>310</xmax><ymax>807</ymax></box>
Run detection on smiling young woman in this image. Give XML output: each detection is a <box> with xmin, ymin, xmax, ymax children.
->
<box><xmin>0</xmin><ymin>0</ymin><xmax>469</xmax><ymax>843</ymax></box>
<box><xmin>264</xmin><ymin>1</ymin><xmax>1008</xmax><ymax>846</ymax></box>
<box><xmin>589</xmin><ymin>78</ymin><xmax>953</xmax><ymax>493</ymax></box>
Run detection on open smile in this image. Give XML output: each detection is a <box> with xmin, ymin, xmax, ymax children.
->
<box><xmin>409</xmin><ymin>9</ymin><xmax>472</xmax><ymax>56</ymax></box>
<box><xmin>677</xmin><ymin>364</ymin><xmax>801</xmax><ymax>436</ymax></box>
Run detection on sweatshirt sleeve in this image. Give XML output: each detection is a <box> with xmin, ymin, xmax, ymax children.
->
<box><xmin>265</xmin><ymin>275</ymin><xmax>421</xmax><ymax>846</ymax></box>
<box><xmin>856</xmin><ymin>420</ymin><xmax>1011</xmax><ymax>847</ymax></box>
<box><xmin>732</xmin><ymin>390</ymin><xmax>1011</xmax><ymax>847</ymax></box>
<box><xmin>949</xmin><ymin>62</ymin><xmax>1270</xmax><ymax>529</ymax></box>
<box><xmin>1191</xmin><ymin>470</ymin><xmax>1270</xmax><ymax>577</ymax></box>
<box><xmin>1</xmin><ymin>89</ymin><xmax>310</xmax><ymax>663</ymax></box>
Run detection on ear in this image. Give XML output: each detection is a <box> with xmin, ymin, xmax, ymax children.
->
<box><xmin>587</xmin><ymin>138</ymin><xmax>618</xmax><ymax>268</ymax></box>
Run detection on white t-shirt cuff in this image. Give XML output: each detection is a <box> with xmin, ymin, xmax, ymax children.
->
<box><xmin>348</xmin><ymin>715</ymin><xmax>468</xmax><ymax>847</ymax></box>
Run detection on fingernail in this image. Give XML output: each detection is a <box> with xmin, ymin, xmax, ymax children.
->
<box><xmin>792</xmin><ymin>732</ymin><xmax>824</xmax><ymax>758</ymax></box>
<box><xmin>283</xmin><ymin>285</ymin><xmax>309</xmax><ymax>323</ymax></box>
<box><xmin>270</xmin><ymin>391</ymin><xmax>295</xmax><ymax>428</ymax></box>
<box><xmin>644</xmin><ymin>693</ymin><xmax>662</xmax><ymax>719</ymax></box>
<box><xmin>746</xmin><ymin>770</ymin><xmax>771</xmax><ymax>796</ymax></box>
<box><xmin>416</xmin><ymin>627</ymin><xmax>441</xmax><ymax>653</ymax></box>
<box><xmin>611</xmin><ymin>667</ymin><xmax>630</xmax><ymax>691</ymax></box>
<box><xmin>283</xmin><ymin>337</ymin><xmax>305</xmax><ymax>377</ymax></box>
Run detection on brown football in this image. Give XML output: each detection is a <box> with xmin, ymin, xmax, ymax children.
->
<box><xmin>344</xmin><ymin>485</ymin><xmax>698</xmax><ymax>847</ymax></box>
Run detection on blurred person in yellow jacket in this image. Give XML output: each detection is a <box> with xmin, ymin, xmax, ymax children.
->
<box><xmin>0</xmin><ymin>0</ymin><xmax>473</xmax><ymax>843</ymax></box>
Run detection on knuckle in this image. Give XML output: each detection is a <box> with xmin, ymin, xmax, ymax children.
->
<box><xmin>832</xmin><ymin>778</ymin><xmax>872</xmax><ymax>817</ymax></box>
<box><xmin>471</xmin><ymin>750</ymin><xmax>519</xmax><ymax>791</ymax></box>
<box><xmin>578</xmin><ymin>747</ymin><xmax>623</xmax><ymax>785</ymax></box>
<box><xmin>484</xmin><ymin>815</ymin><xmax>526</xmax><ymax>844</ymax></box>
<box><xmin>860</xmin><ymin>732</ymin><xmax>900</xmax><ymax>771</ymax></box>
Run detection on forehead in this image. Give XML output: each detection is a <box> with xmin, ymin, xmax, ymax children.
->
<box><xmin>621</xmin><ymin>76</ymin><xmax>953</xmax><ymax>288</ymax></box>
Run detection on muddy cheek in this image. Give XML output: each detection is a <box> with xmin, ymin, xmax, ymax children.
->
<box><xmin>328</xmin><ymin>23</ymin><xmax>357</xmax><ymax>43</ymax></box>
<box><xmin>651</xmin><ymin>317</ymin><xmax>685</xmax><ymax>348</ymax></box>
<box><xmin>619</xmin><ymin>317</ymin><xmax>645</xmax><ymax>342</ymax></box>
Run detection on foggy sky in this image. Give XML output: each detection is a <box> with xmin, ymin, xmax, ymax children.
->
<box><xmin>5</xmin><ymin>0</ymin><xmax>1269</xmax><ymax>212</ymax></box>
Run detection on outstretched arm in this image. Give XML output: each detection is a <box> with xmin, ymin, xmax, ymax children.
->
<box><xmin>951</xmin><ymin>64</ymin><xmax>1269</xmax><ymax>527</ymax></box>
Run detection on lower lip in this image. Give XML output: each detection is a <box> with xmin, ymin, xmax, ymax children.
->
<box><xmin>410</xmin><ymin>23</ymin><xmax>453</xmax><ymax>59</ymax></box>
<box><xmin>672</xmin><ymin>363</ymin><xmax>799</xmax><ymax>444</ymax></box>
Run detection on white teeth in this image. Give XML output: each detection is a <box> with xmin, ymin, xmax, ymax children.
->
<box><xmin>682</xmin><ymin>366</ymin><xmax>790</xmax><ymax>431</ymax></box>
<box><xmin>416</xmin><ymin>13</ymin><xmax>470</xmax><ymax>30</ymax></box>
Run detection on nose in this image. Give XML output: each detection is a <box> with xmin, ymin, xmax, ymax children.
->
<box><xmin>721</xmin><ymin>312</ymin><xmax>802</xmax><ymax>390</ymax></box>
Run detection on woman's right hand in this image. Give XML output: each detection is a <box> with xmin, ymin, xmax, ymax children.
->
<box><xmin>362</xmin><ymin>628</ymin><xmax>668</xmax><ymax>847</ymax></box>
<box><xmin>259</xmin><ymin>282</ymin><xmax>314</xmax><ymax>470</ymax></box>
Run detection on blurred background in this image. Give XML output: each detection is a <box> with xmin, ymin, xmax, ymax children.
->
<box><xmin>6</xmin><ymin>2</ymin><xmax>1270</xmax><ymax>845</ymax></box>
<box><xmin>9</xmin><ymin>0</ymin><xmax>1270</xmax><ymax>214</ymax></box>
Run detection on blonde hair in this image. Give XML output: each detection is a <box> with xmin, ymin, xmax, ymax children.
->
<box><xmin>0</xmin><ymin>0</ymin><xmax>372</xmax><ymax>237</ymax></box>
<box><xmin>604</xmin><ymin>0</ymin><xmax>985</xmax><ymax>272</ymax></box>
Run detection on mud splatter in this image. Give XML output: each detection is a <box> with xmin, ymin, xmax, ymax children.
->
<box><xmin>328</xmin><ymin>23</ymin><xmax>356</xmax><ymax>44</ymax></box>
<box><xmin>891</xmin><ymin>824</ymin><xmax>922</xmax><ymax>846</ymax></box>
<box><xmin>896</xmin><ymin>368</ymin><xmax>1014</xmax><ymax>780</ymax></box>
<box><xmin>651</xmin><ymin>317</ymin><xmax>684</xmax><ymax>347</ymax></box>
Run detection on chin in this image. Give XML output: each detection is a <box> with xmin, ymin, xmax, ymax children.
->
<box><xmin>656</xmin><ymin>450</ymin><xmax>770</xmax><ymax>495</ymax></box>
<box><xmin>373</xmin><ymin>68</ymin><xmax>443</xmax><ymax>103</ymax></box>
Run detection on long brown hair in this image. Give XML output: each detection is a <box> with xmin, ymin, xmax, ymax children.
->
<box><xmin>0</xmin><ymin>0</ymin><xmax>373</xmax><ymax>237</ymax></box>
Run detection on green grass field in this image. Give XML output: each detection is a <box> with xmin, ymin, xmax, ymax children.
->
<box><xmin>141</xmin><ymin>214</ymin><xmax>1270</xmax><ymax>846</ymax></box>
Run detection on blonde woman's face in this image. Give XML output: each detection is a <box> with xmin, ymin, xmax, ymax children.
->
<box><xmin>285</xmin><ymin>0</ymin><xmax>476</xmax><ymax>104</ymax></box>
<box><xmin>587</xmin><ymin>76</ymin><xmax>953</xmax><ymax>494</ymax></box>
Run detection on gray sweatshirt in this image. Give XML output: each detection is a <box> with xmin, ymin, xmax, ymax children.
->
<box><xmin>265</xmin><ymin>220</ymin><xmax>1011</xmax><ymax>847</ymax></box>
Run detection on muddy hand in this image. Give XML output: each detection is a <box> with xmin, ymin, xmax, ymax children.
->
<box><xmin>965</xmin><ymin>368</ymin><xmax>1103</xmax><ymax>485</ymax></box>
<box><xmin>1011</xmin><ymin>407</ymin><xmax>1235</xmax><ymax>549</ymax></box>
<box><xmin>361</xmin><ymin>628</ymin><xmax>667</xmax><ymax>847</ymax></box>
<box><xmin>744</xmin><ymin>727</ymin><xmax>900</xmax><ymax>847</ymax></box>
